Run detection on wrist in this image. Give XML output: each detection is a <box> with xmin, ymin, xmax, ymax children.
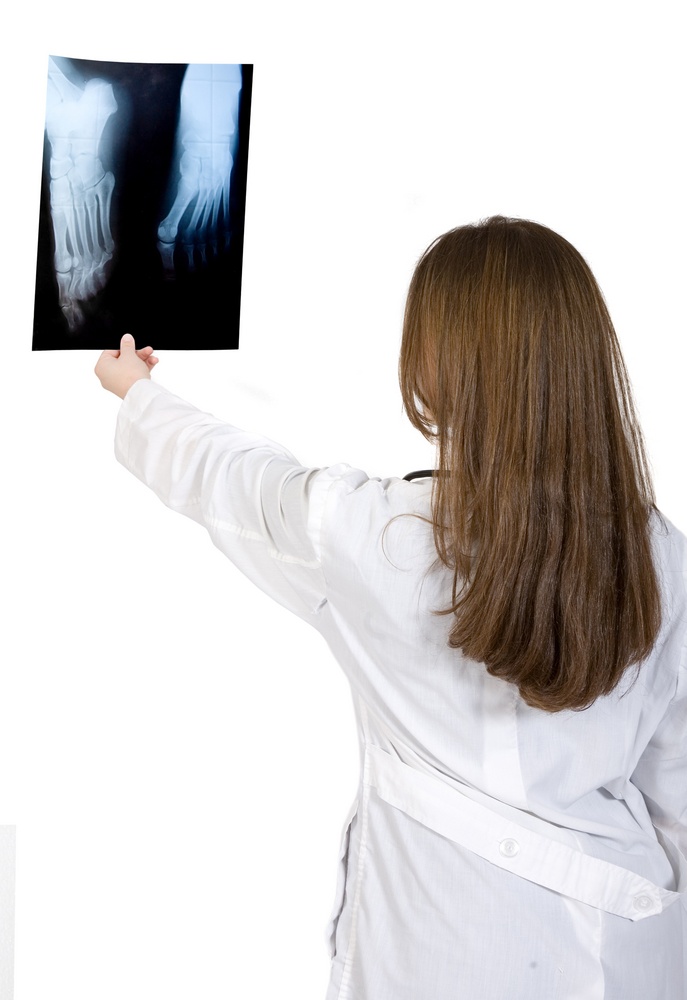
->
<box><xmin>118</xmin><ymin>374</ymin><xmax>150</xmax><ymax>399</ymax></box>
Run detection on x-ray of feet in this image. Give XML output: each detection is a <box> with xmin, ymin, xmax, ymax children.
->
<box><xmin>33</xmin><ymin>58</ymin><xmax>252</xmax><ymax>350</ymax></box>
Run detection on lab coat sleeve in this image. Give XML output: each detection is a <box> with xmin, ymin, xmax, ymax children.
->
<box><xmin>114</xmin><ymin>378</ymin><xmax>336</xmax><ymax>620</ymax></box>
<box><xmin>631</xmin><ymin>645</ymin><xmax>687</xmax><ymax>892</ymax></box>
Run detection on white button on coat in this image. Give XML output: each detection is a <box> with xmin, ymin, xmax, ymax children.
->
<box><xmin>499</xmin><ymin>838</ymin><xmax>520</xmax><ymax>858</ymax></box>
<box><xmin>115</xmin><ymin>381</ymin><xmax>687</xmax><ymax>1000</ymax></box>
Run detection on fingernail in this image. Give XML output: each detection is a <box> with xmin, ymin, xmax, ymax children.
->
<box><xmin>122</xmin><ymin>333</ymin><xmax>133</xmax><ymax>342</ymax></box>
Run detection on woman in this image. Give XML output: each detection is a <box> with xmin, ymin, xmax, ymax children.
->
<box><xmin>96</xmin><ymin>217</ymin><xmax>686</xmax><ymax>999</ymax></box>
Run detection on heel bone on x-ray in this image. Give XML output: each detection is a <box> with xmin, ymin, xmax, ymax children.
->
<box><xmin>33</xmin><ymin>58</ymin><xmax>252</xmax><ymax>351</ymax></box>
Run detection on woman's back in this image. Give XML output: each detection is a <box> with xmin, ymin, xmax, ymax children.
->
<box><xmin>310</xmin><ymin>465</ymin><xmax>686</xmax><ymax>998</ymax></box>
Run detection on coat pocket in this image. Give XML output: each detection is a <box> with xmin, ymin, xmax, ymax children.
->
<box><xmin>324</xmin><ymin>798</ymin><xmax>358</xmax><ymax>959</ymax></box>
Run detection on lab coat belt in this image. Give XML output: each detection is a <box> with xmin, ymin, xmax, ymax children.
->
<box><xmin>364</xmin><ymin>743</ymin><xmax>684</xmax><ymax>921</ymax></box>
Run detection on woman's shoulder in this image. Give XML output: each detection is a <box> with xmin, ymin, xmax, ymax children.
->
<box><xmin>318</xmin><ymin>465</ymin><xmax>434</xmax><ymax>531</ymax></box>
<box><xmin>647</xmin><ymin>510</ymin><xmax>687</xmax><ymax>673</ymax></box>
<box><xmin>650</xmin><ymin>509</ymin><xmax>687</xmax><ymax>576</ymax></box>
<box><xmin>313</xmin><ymin>464</ymin><xmax>435</xmax><ymax>565</ymax></box>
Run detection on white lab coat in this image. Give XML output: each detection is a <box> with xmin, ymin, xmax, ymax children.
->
<box><xmin>115</xmin><ymin>380</ymin><xmax>687</xmax><ymax>1000</ymax></box>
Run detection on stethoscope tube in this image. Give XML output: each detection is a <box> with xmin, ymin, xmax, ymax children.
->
<box><xmin>402</xmin><ymin>470</ymin><xmax>436</xmax><ymax>482</ymax></box>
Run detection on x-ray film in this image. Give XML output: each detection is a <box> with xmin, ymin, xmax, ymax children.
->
<box><xmin>33</xmin><ymin>58</ymin><xmax>252</xmax><ymax>350</ymax></box>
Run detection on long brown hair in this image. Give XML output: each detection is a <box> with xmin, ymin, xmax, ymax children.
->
<box><xmin>399</xmin><ymin>216</ymin><xmax>661</xmax><ymax>712</ymax></box>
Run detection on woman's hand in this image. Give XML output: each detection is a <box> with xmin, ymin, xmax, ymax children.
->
<box><xmin>95</xmin><ymin>333</ymin><xmax>159</xmax><ymax>399</ymax></box>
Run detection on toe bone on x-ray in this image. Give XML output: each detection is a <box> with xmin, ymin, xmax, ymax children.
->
<box><xmin>45</xmin><ymin>57</ymin><xmax>117</xmax><ymax>331</ymax></box>
<box><xmin>157</xmin><ymin>63</ymin><xmax>242</xmax><ymax>274</ymax></box>
<box><xmin>44</xmin><ymin>60</ymin><xmax>242</xmax><ymax>330</ymax></box>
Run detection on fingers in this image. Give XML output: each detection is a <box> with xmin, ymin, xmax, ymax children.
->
<box><xmin>136</xmin><ymin>344</ymin><xmax>159</xmax><ymax>370</ymax></box>
<box><xmin>99</xmin><ymin>340</ymin><xmax>157</xmax><ymax>362</ymax></box>
<box><xmin>119</xmin><ymin>335</ymin><xmax>158</xmax><ymax>359</ymax></box>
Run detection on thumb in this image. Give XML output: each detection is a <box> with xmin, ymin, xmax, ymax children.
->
<box><xmin>120</xmin><ymin>333</ymin><xmax>136</xmax><ymax>352</ymax></box>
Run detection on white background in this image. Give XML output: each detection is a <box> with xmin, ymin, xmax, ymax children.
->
<box><xmin>1</xmin><ymin>1</ymin><xmax>685</xmax><ymax>996</ymax></box>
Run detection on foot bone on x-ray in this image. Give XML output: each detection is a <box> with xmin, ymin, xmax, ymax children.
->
<box><xmin>157</xmin><ymin>64</ymin><xmax>242</xmax><ymax>275</ymax></box>
<box><xmin>46</xmin><ymin>57</ymin><xmax>117</xmax><ymax>330</ymax></box>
